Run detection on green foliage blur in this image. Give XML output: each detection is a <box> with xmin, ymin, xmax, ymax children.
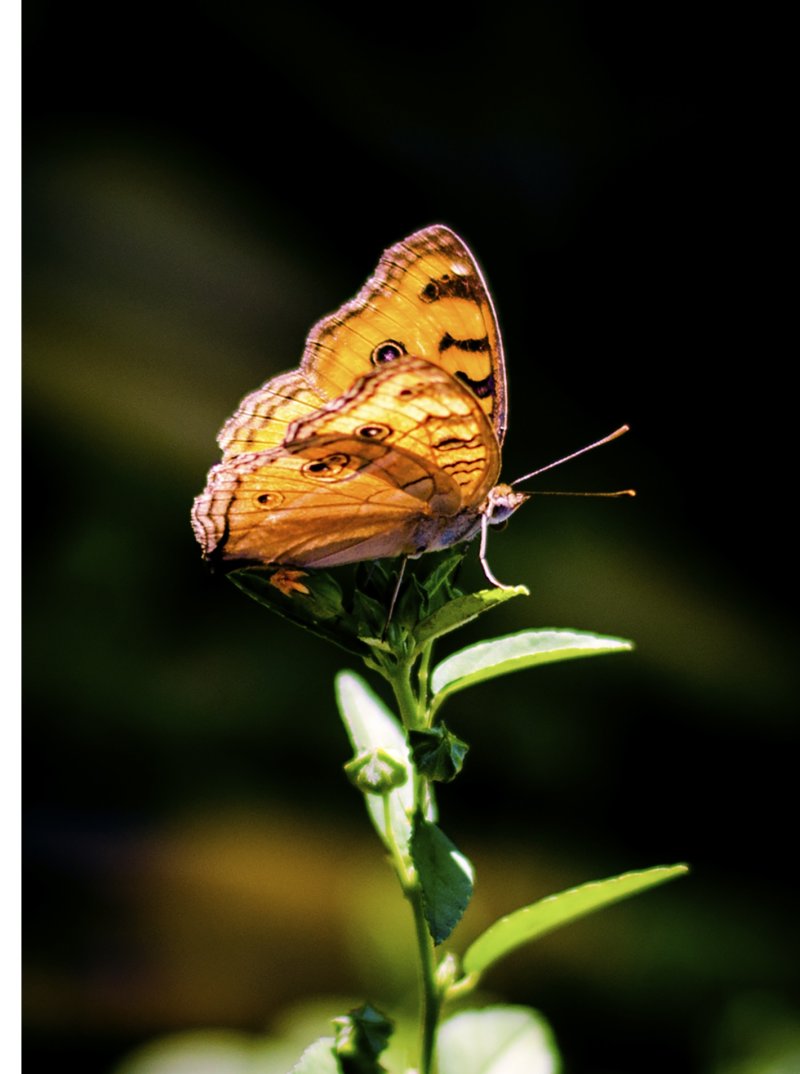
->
<box><xmin>24</xmin><ymin>3</ymin><xmax>796</xmax><ymax>1073</ymax></box>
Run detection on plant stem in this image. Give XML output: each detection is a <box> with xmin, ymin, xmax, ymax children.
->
<box><xmin>380</xmin><ymin>777</ymin><xmax>440</xmax><ymax>1072</ymax></box>
<box><xmin>409</xmin><ymin>879</ymin><xmax>440</xmax><ymax>1074</ymax></box>
<box><xmin>416</xmin><ymin>642</ymin><xmax>433</xmax><ymax>722</ymax></box>
<box><xmin>385</xmin><ymin>655</ymin><xmax>441</xmax><ymax>1072</ymax></box>
<box><xmin>390</xmin><ymin>660</ymin><xmax>422</xmax><ymax>730</ymax></box>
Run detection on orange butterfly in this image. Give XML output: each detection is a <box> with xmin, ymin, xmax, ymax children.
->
<box><xmin>192</xmin><ymin>225</ymin><xmax>529</xmax><ymax>586</ymax></box>
<box><xmin>192</xmin><ymin>226</ymin><xmax>628</xmax><ymax>587</ymax></box>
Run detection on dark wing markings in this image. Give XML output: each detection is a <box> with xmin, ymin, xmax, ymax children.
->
<box><xmin>439</xmin><ymin>332</ymin><xmax>490</xmax><ymax>354</ymax></box>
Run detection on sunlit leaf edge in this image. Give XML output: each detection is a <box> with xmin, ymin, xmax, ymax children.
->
<box><xmin>462</xmin><ymin>863</ymin><xmax>689</xmax><ymax>977</ymax></box>
<box><xmin>431</xmin><ymin>628</ymin><xmax>633</xmax><ymax>702</ymax></box>
<box><xmin>413</xmin><ymin>586</ymin><xmax>529</xmax><ymax>652</ymax></box>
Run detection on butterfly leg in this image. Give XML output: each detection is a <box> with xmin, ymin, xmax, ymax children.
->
<box><xmin>382</xmin><ymin>556</ymin><xmax>409</xmax><ymax>639</ymax></box>
<box><xmin>478</xmin><ymin>514</ymin><xmax>514</xmax><ymax>590</ymax></box>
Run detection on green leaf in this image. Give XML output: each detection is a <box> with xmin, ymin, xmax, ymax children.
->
<box><xmin>462</xmin><ymin>863</ymin><xmax>689</xmax><ymax>977</ymax></box>
<box><xmin>437</xmin><ymin>1006</ymin><xmax>561</xmax><ymax>1074</ymax></box>
<box><xmin>395</xmin><ymin>572</ymin><xmax>427</xmax><ymax>630</ymax></box>
<box><xmin>431</xmin><ymin>628</ymin><xmax>633</xmax><ymax>709</ymax></box>
<box><xmin>229</xmin><ymin>567</ymin><xmax>367</xmax><ymax>656</ymax></box>
<box><xmin>420</xmin><ymin>547</ymin><xmax>467</xmax><ymax>603</ymax></box>
<box><xmin>352</xmin><ymin>587</ymin><xmax>392</xmax><ymax>641</ymax></box>
<box><xmin>411</xmin><ymin>818</ymin><xmax>474</xmax><ymax>944</ymax></box>
<box><xmin>409</xmin><ymin>725</ymin><xmax>469</xmax><ymax>783</ymax></box>
<box><xmin>413</xmin><ymin>587</ymin><xmax>529</xmax><ymax>654</ymax></box>
<box><xmin>335</xmin><ymin>672</ymin><xmax>414</xmax><ymax>853</ymax></box>
<box><xmin>290</xmin><ymin>1037</ymin><xmax>340</xmax><ymax>1074</ymax></box>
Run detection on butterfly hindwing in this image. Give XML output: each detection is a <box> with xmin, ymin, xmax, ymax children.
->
<box><xmin>287</xmin><ymin>357</ymin><xmax>500</xmax><ymax>506</ymax></box>
<box><xmin>191</xmin><ymin>358</ymin><xmax>501</xmax><ymax>568</ymax></box>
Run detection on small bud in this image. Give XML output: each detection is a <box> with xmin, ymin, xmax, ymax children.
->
<box><xmin>345</xmin><ymin>748</ymin><xmax>409</xmax><ymax>795</ymax></box>
<box><xmin>435</xmin><ymin>952</ymin><xmax>460</xmax><ymax>992</ymax></box>
<box><xmin>333</xmin><ymin>1003</ymin><xmax>393</xmax><ymax>1073</ymax></box>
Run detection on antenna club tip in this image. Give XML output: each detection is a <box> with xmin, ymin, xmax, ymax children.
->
<box><xmin>623</xmin><ymin>488</ymin><xmax>636</xmax><ymax>497</ymax></box>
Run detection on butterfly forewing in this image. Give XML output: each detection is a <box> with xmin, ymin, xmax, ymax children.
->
<box><xmin>218</xmin><ymin>370</ymin><xmax>327</xmax><ymax>458</ymax></box>
<box><xmin>214</xmin><ymin>226</ymin><xmax>507</xmax><ymax>462</ymax></box>
<box><xmin>306</xmin><ymin>226</ymin><xmax>507</xmax><ymax>443</ymax></box>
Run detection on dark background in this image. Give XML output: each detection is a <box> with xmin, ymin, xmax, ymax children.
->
<box><xmin>24</xmin><ymin>3</ymin><xmax>796</xmax><ymax>1073</ymax></box>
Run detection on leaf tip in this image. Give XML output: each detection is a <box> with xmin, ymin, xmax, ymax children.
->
<box><xmin>667</xmin><ymin>862</ymin><xmax>691</xmax><ymax>877</ymax></box>
<box><xmin>334</xmin><ymin>668</ymin><xmax>362</xmax><ymax>694</ymax></box>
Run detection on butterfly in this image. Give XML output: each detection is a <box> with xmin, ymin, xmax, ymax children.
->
<box><xmin>192</xmin><ymin>225</ymin><xmax>588</xmax><ymax>588</ymax></box>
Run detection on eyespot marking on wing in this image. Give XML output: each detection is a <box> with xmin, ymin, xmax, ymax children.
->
<box><xmin>301</xmin><ymin>452</ymin><xmax>352</xmax><ymax>479</ymax></box>
<box><xmin>419</xmin><ymin>273</ymin><xmax>483</xmax><ymax>304</ymax></box>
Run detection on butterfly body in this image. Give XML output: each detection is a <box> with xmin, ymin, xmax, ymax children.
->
<box><xmin>404</xmin><ymin>482</ymin><xmax>526</xmax><ymax>555</ymax></box>
<box><xmin>192</xmin><ymin>227</ymin><xmax>524</xmax><ymax>580</ymax></box>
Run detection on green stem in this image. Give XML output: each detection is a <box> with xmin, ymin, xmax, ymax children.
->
<box><xmin>384</xmin><ymin>655</ymin><xmax>442</xmax><ymax>1072</ymax></box>
<box><xmin>416</xmin><ymin>641</ymin><xmax>434</xmax><ymax>724</ymax></box>
<box><xmin>378</xmin><ymin>776</ymin><xmax>438</xmax><ymax>1070</ymax></box>
<box><xmin>390</xmin><ymin>659</ymin><xmax>422</xmax><ymax>730</ymax></box>
<box><xmin>380</xmin><ymin>791</ymin><xmax>438</xmax><ymax>1071</ymax></box>
<box><xmin>409</xmin><ymin>879</ymin><xmax>441</xmax><ymax>1074</ymax></box>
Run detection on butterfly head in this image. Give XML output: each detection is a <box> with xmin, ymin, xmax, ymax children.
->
<box><xmin>483</xmin><ymin>484</ymin><xmax>529</xmax><ymax>527</ymax></box>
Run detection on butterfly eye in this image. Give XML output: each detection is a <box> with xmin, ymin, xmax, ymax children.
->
<box><xmin>356</xmin><ymin>423</ymin><xmax>392</xmax><ymax>440</ymax></box>
<box><xmin>371</xmin><ymin>340</ymin><xmax>406</xmax><ymax>365</ymax></box>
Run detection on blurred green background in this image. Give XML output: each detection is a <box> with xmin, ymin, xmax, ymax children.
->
<box><xmin>24</xmin><ymin>3</ymin><xmax>796</xmax><ymax>1073</ymax></box>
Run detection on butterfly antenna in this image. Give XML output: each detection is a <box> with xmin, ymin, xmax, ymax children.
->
<box><xmin>528</xmin><ymin>489</ymin><xmax>636</xmax><ymax>498</ymax></box>
<box><xmin>511</xmin><ymin>425</ymin><xmax>631</xmax><ymax>488</ymax></box>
